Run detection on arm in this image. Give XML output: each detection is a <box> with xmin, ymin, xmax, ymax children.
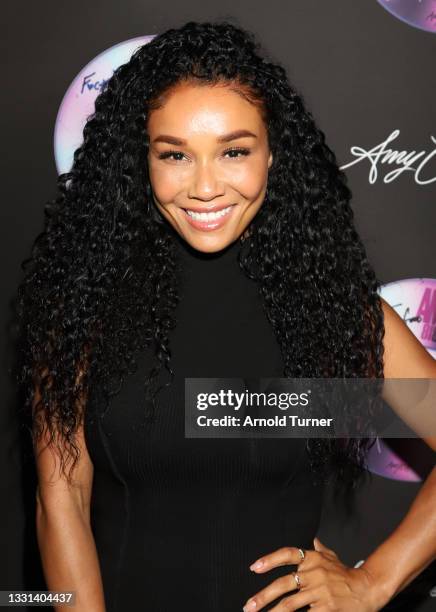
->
<box><xmin>33</xmin><ymin>366</ymin><xmax>106</xmax><ymax>612</ymax></box>
<box><xmin>362</xmin><ymin>298</ymin><xmax>436</xmax><ymax>608</ymax></box>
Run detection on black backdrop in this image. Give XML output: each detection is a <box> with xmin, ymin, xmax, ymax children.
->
<box><xmin>1</xmin><ymin>1</ymin><xmax>435</xmax><ymax>610</ymax></box>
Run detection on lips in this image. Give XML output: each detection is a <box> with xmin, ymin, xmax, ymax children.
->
<box><xmin>181</xmin><ymin>203</ymin><xmax>236</xmax><ymax>231</ymax></box>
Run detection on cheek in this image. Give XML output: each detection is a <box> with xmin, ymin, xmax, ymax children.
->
<box><xmin>148</xmin><ymin>163</ymin><xmax>185</xmax><ymax>204</ymax></box>
<box><xmin>229</xmin><ymin>160</ymin><xmax>269</xmax><ymax>200</ymax></box>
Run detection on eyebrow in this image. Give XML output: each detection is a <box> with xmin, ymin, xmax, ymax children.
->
<box><xmin>152</xmin><ymin>129</ymin><xmax>258</xmax><ymax>146</ymax></box>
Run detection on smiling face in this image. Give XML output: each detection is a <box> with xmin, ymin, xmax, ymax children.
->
<box><xmin>146</xmin><ymin>81</ymin><xmax>273</xmax><ymax>253</ymax></box>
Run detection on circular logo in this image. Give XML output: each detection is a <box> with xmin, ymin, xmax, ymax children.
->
<box><xmin>380</xmin><ymin>277</ymin><xmax>436</xmax><ymax>357</ymax></box>
<box><xmin>377</xmin><ymin>1</ymin><xmax>436</xmax><ymax>34</ymax></box>
<box><xmin>366</xmin><ymin>278</ymin><xmax>436</xmax><ymax>482</ymax></box>
<box><xmin>54</xmin><ymin>35</ymin><xmax>155</xmax><ymax>175</ymax></box>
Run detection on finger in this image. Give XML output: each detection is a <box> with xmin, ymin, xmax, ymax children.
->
<box><xmin>249</xmin><ymin>546</ymin><xmax>309</xmax><ymax>573</ymax></box>
<box><xmin>313</xmin><ymin>537</ymin><xmax>338</xmax><ymax>559</ymax></box>
<box><xmin>268</xmin><ymin>587</ymin><xmax>321</xmax><ymax>611</ymax></box>
<box><xmin>242</xmin><ymin>572</ymin><xmax>300</xmax><ymax>611</ymax></box>
<box><xmin>265</xmin><ymin>567</ymin><xmax>343</xmax><ymax>611</ymax></box>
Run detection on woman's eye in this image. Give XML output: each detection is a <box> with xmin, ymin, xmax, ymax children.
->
<box><xmin>223</xmin><ymin>147</ymin><xmax>250</xmax><ymax>158</ymax></box>
<box><xmin>158</xmin><ymin>151</ymin><xmax>185</xmax><ymax>161</ymax></box>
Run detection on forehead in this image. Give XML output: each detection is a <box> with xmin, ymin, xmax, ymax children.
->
<box><xmin>147</xmin><ymin>82</ymin><xmax>265</xmax><ymax>137</ymax></box>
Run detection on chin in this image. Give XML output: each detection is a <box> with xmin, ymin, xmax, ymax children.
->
<box><xmin>182</xmin><ymin>233</ymin><xmax>237</xmax><ymax>254</ymax></box>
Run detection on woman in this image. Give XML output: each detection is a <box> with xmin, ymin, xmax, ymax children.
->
<box><xmin>15</xmin><ymin>20</ymin><xmax>436</xmax><ymax>612</ymax></box>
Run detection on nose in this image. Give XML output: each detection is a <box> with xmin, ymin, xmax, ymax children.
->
<box><xmin>188</xmin><ymin>160</ymin><xmax>225</xmax><ymax>201</ymax></box>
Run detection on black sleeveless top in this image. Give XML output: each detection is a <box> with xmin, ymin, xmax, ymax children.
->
<box><xmin>84</xmin><ymin>233</ymin><xmax>324</xmax><ymax>611</ymax></box>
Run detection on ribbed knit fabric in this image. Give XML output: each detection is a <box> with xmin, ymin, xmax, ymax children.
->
<box><xmin>84</xmin><ymin>232</ymin><xmax>324</xmax><ymax>611</ymax></box>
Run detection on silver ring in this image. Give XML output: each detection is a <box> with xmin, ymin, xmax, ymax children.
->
<box><xmin>293</xmin><ymin>571</ymin><xmax>301</xmax><ymax>589</ymax></box>
<box><xmin>297</xmin><ymin>547</ymin><xmax>306</xmax><ymax>562</ymax></box>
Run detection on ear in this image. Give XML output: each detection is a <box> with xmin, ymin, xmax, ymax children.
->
<box><xmin>268</xmin><ymin>151</ymin><xmax>273</xmax><ymax>169</ymax></box>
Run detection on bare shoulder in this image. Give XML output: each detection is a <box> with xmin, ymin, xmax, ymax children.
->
<box><xmin>380</xmin><ymin>296</ymin><xmax>436</xmax><ymax>379</ymax></box>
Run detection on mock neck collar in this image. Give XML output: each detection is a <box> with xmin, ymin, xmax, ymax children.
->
<box><xmin>172</xmin><ymin>231</ymin><xmax>242</xmax><ymax>266</ymax></box>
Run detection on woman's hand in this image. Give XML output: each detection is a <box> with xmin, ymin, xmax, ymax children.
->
<box><xmin>242</xmin><ymin>537</ymin><xmax>390</xmax><ymax>611</ymax></box>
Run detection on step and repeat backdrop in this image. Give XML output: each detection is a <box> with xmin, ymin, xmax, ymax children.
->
<box><xmin>2</xmin><ymin>1</ymin><xmax>435</xmax><ymax>610</ymax></box>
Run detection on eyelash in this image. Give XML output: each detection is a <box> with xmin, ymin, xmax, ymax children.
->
<box><xmin>157</xmin><ymin>147</ymin><xmax>251</xmax><ymax>162</ymax></box>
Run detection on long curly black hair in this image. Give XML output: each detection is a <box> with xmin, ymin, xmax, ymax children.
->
<box><xmin>14</xmin><ymin>20</ymin><xmax>384</xmax><ymax>500</ymax></box>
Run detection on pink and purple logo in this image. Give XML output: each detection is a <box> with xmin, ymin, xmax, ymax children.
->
<box><xmin>377</xmin><ymin>1</ymin><xmax>436</xmax><ymax>33</ymax></box>
<box><xmin>380</xmin><ymin>277</ymin><xmax>436</xmax><ymax>357</ymax></box>
<box><xmin>54</xmin><ymin>35</ymin><xmax>155</xmax><ymax>175</ymax></box>
<box><xmin>366</xmin><ymin>278</ymin><xmax>436</xmax><ymax>482</ymax></box>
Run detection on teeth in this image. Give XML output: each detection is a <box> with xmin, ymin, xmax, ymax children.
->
<box><xmin>185</xmin><ymin>206</ymin><xmax>233</xmax><ymax>221</ymax></box>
